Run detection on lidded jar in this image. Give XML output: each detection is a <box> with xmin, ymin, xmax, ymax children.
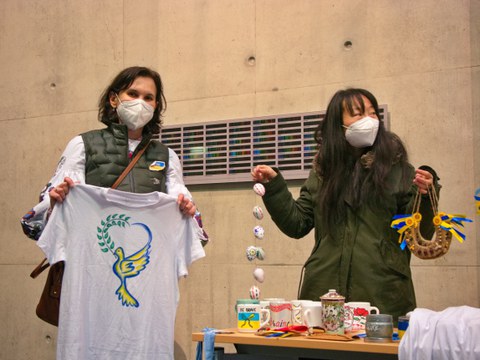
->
<box><xmin>320</xmin><ymin>289</ymin><xmax>346</xmax><ymax>334</ymax></box>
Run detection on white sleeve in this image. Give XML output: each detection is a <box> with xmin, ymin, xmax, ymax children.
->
<box><xmin>20</xmin><ymin>136</ymin><xmax>86</xmax><ymax>240</ymax></box>
<box><xmin>36</xmin><ymin>198</ymin><xmax>67</xmax><ymax>264</ymax></box>
<box><xmin>38</xmin><ymin>135</ymin><xmax>86</xmax><ymax>205</ymax></box>
<box><xmin>166</xmin><ymin>148</ymin><xmax>192</xmax><ymax>200</ymax></box>
<box><xmin>177</xmin><ymin>217</ymin><xmax>206</xmax><ymax>278</ymax></box>
<box><xmin>50</xmin><ymin>135</ymin><xmax>86</xmax><ymax>183</ymax></box>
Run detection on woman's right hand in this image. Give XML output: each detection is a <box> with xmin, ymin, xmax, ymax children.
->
<box><xmin>49</xmin><ymin>177</ymin><xmax>75</xmax><ymax>209</ymax></box>
<box><xmin>251</xmin><ymin>165</ymin><xmax>278</xmax><ymax>183</ymax></box>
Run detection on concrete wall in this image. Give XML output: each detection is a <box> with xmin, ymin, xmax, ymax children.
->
<box><xmin>1</xmin><ymin>1</ymin><xmax>478</xmax><ymax>359</ymax></box>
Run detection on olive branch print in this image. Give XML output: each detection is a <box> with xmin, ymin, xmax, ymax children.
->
<box><xmin>97</xmin><ymin>214</ymin><xmax>131</xmax><ymax>254</ymax></box>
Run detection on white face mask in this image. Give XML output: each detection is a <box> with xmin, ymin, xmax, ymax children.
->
<box><xmin>343</xmin><ymin>116</ymin><xmax>380</xmax><ymax>148</ymax></box>
<box><xmin>116</xmin><ymin>95</ymin><xmax>154</xmax><ymax>131</ymax></box>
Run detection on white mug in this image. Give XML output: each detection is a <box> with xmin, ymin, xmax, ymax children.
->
<box><xmin>345</xmin><ymin>302</ymin><xmax>380</xmax><ymax>331</ymax></box>
<box><xmin>260</xmin><ymin>299</ymin><xmax>285</xmax><ymax>325</ymax></box>
<box><xmin>263</xmin><ymin>298</ymin><xmax>285</xmax><ymax>303</ymax></box>
<box><xmin>237</xmin><ymin>304</ymin><xmax>270</xmax><ymax>332</ymax></box>
<box><xmin>302</xmin><ymin>301</ymin><xmax>323</xmax><ymax>328</ymax></box>
<box><xmin>259</xmin><ymin>300</ymin><xmax>271</xmax><ymax>324</ymax></box>
<box><xmin>270</xmin><ymin>301</ymin><xmax>292</xmax><ymax>328</ymax></box>
<box><xmin>291</xmin><ymin>300</ymin><xmax>304</xmax><ymax>326</ymax></box>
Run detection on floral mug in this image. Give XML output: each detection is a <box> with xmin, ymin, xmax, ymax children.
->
<box><xmin>344</xmin><ymin>302</ymin><xmax>380</xmax><ymax>331</ymax></box>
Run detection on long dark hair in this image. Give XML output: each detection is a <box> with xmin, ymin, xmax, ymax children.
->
<box><xmin>98</xmin><ymin>66</ymin><xmax>167</xmax><ymax>135</ymax></box>
<box><xmin>314</xmin><ymin>88</ymin><xmax>410</xmax><ymax>233</ymax></box>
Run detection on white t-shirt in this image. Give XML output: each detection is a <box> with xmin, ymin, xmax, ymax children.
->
<box><xmin>38</xmin><ymin>184</ymin><xmax>205</xmax><ymax>360</ymax></box>
<box><xmin>399</xmin><ymin>306</ymin><xmax>480</xmax><ymax>360</ymax></box>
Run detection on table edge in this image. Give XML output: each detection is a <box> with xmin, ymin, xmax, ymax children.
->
<box><xmin>192</xmin><ymin>330</ymin><xmax>399</xmax><ymax>355</ymax></box>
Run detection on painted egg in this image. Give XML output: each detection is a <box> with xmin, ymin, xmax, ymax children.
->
<box><xmin>253</xmin><ymin>206</ymin><xmax>264</xmax><ymax>220</ymax></box>
<box><xmin>253</xmin><ymin>183</ymin><xmax>266</xmax><ymax>196</ymax></box>
<box><xmin>253</xmin><ymin>225</ymin><xmax>265</xmax><ymax>239</ymax></box>
<box><xmin>256</xmin><ymin>247</ymin><xmax>265</xmax><ymax>260</ymax></box>
<box><xmin>246</xmin><ymin>246</ymin><xmax>257</xmax><ymax>261</ymax></box>
<box><xmin>249</xmin><ymin>285</ymin><xmax>261</xmax><ymax>300</ymax></box>
<box><xmin>253</xmin><ymin>268</ymin><xmax>265</xmax><ymax>283</ymax></box>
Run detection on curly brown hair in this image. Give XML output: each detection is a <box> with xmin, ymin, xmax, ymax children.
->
<box><xmin>98</xmin><ymin>66</ymin><xmax>167</xmax><ymax>135</ymax></box>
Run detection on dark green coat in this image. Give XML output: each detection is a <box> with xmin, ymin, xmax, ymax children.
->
<box><xmin>262</xmin><ymin>162</ymin><xmax>438</xmax><ymax>321</ymax></box>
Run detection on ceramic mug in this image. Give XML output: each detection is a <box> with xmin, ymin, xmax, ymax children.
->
<box><xmin>263</xmin><ymin>298</ymin><xmax>285</xmax><ymax>303</ymax></box>
<box><xmin>260</xmin><ymin>300</ymin><xmax>271</xmax><ymax>324</ymax></box>
<box><xmin>260</xmin><ymin>298</ymin><xmax>285</xmax><ymax>324</ymax></box>
<box><xmin>270</xmin><ymin>301</ymin><xmax>292</xmax><ymax>328</ymax></box>
<box><xmin>235</xmin><ymin>299</ymin><xmax>259</xmax><ymax>313</ymax></box>
<box><xmin>302</xmin><ymin>301</ymin><xmax>323</xmax><ymax>328</ymax></box>
<box><xmin>237</xmin><ymin>304</ymin><xmax>270</xmax><ymax>332</ymax></box>
<box><xmin>291</xmin><ymin>300</ymin><xmax>305</xmax><ymax>326</ymax></box>
<box><xmin>345</xmin><ymin>302</ymin><xmax>380</xmax><ymax>331</ymax></box>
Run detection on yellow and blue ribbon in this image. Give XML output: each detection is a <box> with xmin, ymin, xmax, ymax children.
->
<box><xmin>391</xmin><ymin>211</ymin><xmax>473</xmax><ymax>249</ymax></box>
<box><xmin>391</xmin><ymin>213</ymin><xmax>421</xmax><ymax>250</ymax></box>
<box><xmin>434</xmin><ymin>212</ymin><xmax>472</xmax><ymax>243</ymax></box>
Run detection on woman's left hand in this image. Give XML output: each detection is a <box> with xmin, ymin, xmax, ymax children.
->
<box><xmin>177</xmin><ymin>194</ymin><xmax>196</xmax><ymax>216</ymax></box>
<box><xmin>413</xmin><ymin>168</ymin><xmax>434</xmax><ymax>194</ymax></box>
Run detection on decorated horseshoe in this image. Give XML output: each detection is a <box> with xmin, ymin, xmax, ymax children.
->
<box><xmin>403</xmin><ymin>224</ymin><xmax>452</xmax><ymax>260</ymax></box>
<box><xmin>391</xmin><ymin>186</ymin><xmax>472</xmax><ymax>260</ymax></box>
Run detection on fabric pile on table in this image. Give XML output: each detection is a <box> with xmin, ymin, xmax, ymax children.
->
<box><xmin>399</xmin><ymin>306</ymin><xmax>480</xmax><ymax>360</ymax></box>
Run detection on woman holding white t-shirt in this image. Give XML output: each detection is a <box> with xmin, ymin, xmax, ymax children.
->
<box><xmin>21</xmin><ymin>66</ymin><xmax>208</xmax><ymax>243</ymax></box>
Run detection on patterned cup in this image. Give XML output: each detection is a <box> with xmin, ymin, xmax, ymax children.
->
<box><xmin>345</xmin><ymin>302</ymin><xmax>380</xmax><ymax>331</ymax></box>
<box><xmin>269</xmin><ymin>301</ymin><xmax>292</xmax><ymax>328</ymax></box>
<box><xmin>320</xmin><ymin>289</ymin><xmax>345</xmax><ymax>335</ymax></box>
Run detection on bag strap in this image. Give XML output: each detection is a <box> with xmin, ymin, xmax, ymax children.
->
<box><xmin>32</xmin><ymin>141</ymin><xmax>151</xmax><ymax>277</ymax></box>
<box><xmin>30</xmin><ymin>258</ymin><xmax>50</xmax><ymax>279</ymax></box>
<box><xmin>111</xmin><ymin>141</ymin><xmax>150</xmax><ymax>189</ymax></box>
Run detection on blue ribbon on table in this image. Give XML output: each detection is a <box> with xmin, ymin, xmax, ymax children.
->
<box><xmin>195</xmin><ymin>327</ymin><xmax>216</xmax><ymax>360</ymax></box>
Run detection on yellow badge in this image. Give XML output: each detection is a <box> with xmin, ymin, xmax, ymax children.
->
<box><xmin>149</xmin><ymin>161</ymin><xmax>166</xmax><ymax>171</ymax></box>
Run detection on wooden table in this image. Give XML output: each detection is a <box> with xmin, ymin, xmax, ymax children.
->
<box><xmin>192</xmin><ymin>329</ymin><xmax>399</xmax><ymax>360</ymax></box>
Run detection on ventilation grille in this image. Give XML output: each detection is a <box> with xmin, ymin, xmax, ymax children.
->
<box><xmin>160</xmin><ymin>106</ymin><xmax>388</xmax><ymax>185</ymax></box>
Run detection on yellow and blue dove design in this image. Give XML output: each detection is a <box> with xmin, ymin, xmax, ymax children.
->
<box><xmin>97</xmin><ymin>214</ymin><xmax>152</xmax><ymax>308</ymax></box>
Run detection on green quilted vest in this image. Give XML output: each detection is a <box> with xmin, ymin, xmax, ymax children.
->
<box><xmin>81</xmin><ymin>124</ymin><xmax>169</xmax><ymax>193</ymax></box>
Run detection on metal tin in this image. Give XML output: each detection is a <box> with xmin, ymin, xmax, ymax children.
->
<box><xmin>365</xmin><ymin>314</ymin><xmax>393</xmax><ymax>343</ymax></box>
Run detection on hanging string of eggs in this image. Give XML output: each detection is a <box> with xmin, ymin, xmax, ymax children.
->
<box><xmin>247</xmin><ymin>183</ymin><xmax>266</xmax><ymax>300</ymax></box>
